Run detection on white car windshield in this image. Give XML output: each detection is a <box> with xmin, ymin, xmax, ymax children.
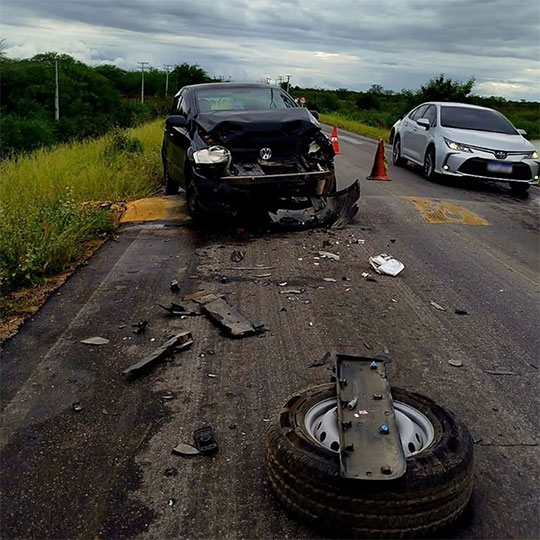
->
<box><xmin>196</xmin><ymin>87</ymin><xmax>297</xmax><ymax>112</ymax></box>
<box><xmin>440</xmin><ymin>106</ymin><xmax>517</xmax><ymax>135</ymax></box>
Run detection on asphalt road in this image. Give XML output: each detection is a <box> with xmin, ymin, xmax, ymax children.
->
<box><xmin>1</xmin><ymin>128</ymin><xmax>539</xmax><ymax>540</ymax></box>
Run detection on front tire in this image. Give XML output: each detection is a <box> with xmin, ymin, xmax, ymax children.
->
<box><xmin>392</xmin><ymin>136</ymin><xmax>405</xmax><ymax>166</ymax></box>
<box><xmin>267</xmin><ymin>384</ymin><xmax>474</xmax><ymax>539</ymax></box>
<box><xmin>423</xmin><ymin>145</ymin><xmax>437</xmax><ymax>180</ymax></box>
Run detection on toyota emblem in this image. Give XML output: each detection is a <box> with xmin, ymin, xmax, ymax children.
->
<box><xmin>495</xmin><ymin>151</ymin><xmax>507</xmax><ymax>159</ymax></box>
<box><xmin>260</xmin><ymin>147</ymin><xmax>272</xmax><ymax>160</ymax></box>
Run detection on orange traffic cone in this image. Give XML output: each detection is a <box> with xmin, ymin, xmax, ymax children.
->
<box><xmin>367</xmin><ymin>139</ymin><xmax>391</xmax><ymax>181</ymax></box>
<box><xmin>331</xmin><ymin>125</ymin><xmax>341</xmax><ymax>155</ymax></box>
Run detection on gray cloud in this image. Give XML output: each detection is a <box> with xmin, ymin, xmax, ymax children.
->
<box><xmin>2</xmin><ymin>0</ymin><xmax>539</xmax><ymax>99</ymax></box>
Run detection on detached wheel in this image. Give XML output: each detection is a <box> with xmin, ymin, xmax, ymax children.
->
<box><xmin>509</xmin><ymin>182</ymin><xmax>530</xmax><ymax>194</ymax></box>
<box><xmin>423</xmin><ymin>146</ymin><xmax>437</xmax><ymax>180</ymax></box>
<box><xmin>266</xmin><ymin>384</ymin><xmax>473</xmax><ymax>539</ymax></box>
<box><xmin>392</xmin><ymin>137</ymin><xmax>405</xmax><ymax>166</ymax></box>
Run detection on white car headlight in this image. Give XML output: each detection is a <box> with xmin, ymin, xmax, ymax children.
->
<box><xmin>193</xmin><ymin>145</ymin><xmax>231</xmax><ymax>165</ymax></box>
<box><xmin>530</xmin><ymin>150</ymin><xmax>539</xmax><ymax>159</ymax></box>
<box><xmin>444</xmin><ymin>138</ymin><xmax>472</xmax><ymax>152</ymax></box>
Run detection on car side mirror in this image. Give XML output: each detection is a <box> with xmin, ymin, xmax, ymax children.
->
<box><xmin>309</xmin><ymin>110</ymin><xmax>320</xmax><ymax>121</ymax></box>
<box><xmin>517</xmin><ymin>128</ymin><xmax>527</xmax><ymax>137</ymax></box>
<box><xmin>416</xmin><ymin>118</ymin><xmax>430</xmax><ymax>130</ymax></box>
<box><xmin>166</xmin><ymin>115</ymin><xmax>188</xmax><ymax>128</ymax></box>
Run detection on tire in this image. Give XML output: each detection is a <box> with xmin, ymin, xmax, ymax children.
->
<box><xmin>185</xmin><ymin>164</ymin><xmax>204</xmax><ymax>222</ymax></box>
<box><xmin>423</xmin><ymin>146</ymin><xmax>437</xmax><ymax>180</ymax></box>
<box><xmin>164</xmin><ymin>163</ymin><xmax>179</xmax><ymax>195</ymax></box>
<box><xmin>392</xmin><ymin>137</ymin><xmax>405</xmax><ymax>166</ymax></box>
<box><xmin>266</xmin><ymin>384</ymin><xmax>474</xmax><ymax>539</ymax></box>
<box><xmin>509</xmin><ymin>182</ymin><xmax>530</xmax><ymax>194</ymax></box>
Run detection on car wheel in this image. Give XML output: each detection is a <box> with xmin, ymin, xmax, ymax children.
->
<box><xmin>164</xmin><ymin>163</ymin><xmax>179</xmax><ymax>195</ymax></box>
<box><xmin>392</xmin><ymin>137</ymin><xmax>405</xmax><ymax>166</ymax></box>
<box><xmin>185</xmin><ymin>164</ymin><xmax>203</xmax><ymax>222</ymax></box>
<box><xmin>423</xmin><ymin>146</ymin><xmax>437</xmax><ymax>180</ymax></box>
<box><xmin>509</xmin><ymin>182</ymin><xmax>530</xmax><ymax>194</ymax></box>
<box><xmin>267</xmin><ymin>383</ymin><xmax>474</xmax><ymax>539</ymax></box>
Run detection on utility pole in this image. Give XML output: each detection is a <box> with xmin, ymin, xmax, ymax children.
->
<box><xmin>137</xmin><ymin>61</ymin><xmax>149</xmax><ymax>104</ymax></box>
<box><xmin>163</xmin><ymin>64</ymin><xmax>173</xmax><ymax>97</ymax></box>
<box><xmin>286</xmin><ymin>74</ymin><xmax>291</xmax><ymax>93</ymax></box>
<box><xmin>54</xmin><ymin>58</ymin><xmax>60</xmax><ymax>122</ymax></box>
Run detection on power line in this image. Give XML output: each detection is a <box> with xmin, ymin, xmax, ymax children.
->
<box><xmin>137</xmin><ymin>61</ymin><xmax>149</xmax><ymax>104</ymax></box>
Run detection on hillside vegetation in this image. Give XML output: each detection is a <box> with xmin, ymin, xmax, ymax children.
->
<box><xmin>0</xmin><ymin>120</ymin><xmax>163</xmax><ymax>296</ymax></box>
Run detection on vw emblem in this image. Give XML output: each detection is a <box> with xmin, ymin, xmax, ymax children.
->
<box><xmin>495</xmin><ymin>151</ymin><xmax>507</xmax><ymax>159</ymax></box>
<box><xmin>260</xmin><ymin>147</ymin><xmax>272</xmax><ymax>160</ymax></box>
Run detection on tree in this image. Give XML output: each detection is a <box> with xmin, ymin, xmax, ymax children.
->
<box><xmin>418</xmin><ymin>74</ymin><xmax>475</xmax><ymax>102</ymax></box>
<box><xmin>171</xmin><ymin>63</ymin><xmax>212</xmax><ymax>92</ymax></box>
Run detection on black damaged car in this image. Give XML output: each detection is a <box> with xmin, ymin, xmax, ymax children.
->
<box><xmin>162</xmin><ymin>82</ymin><xmax>359</xmax><ymax>227</ymax></box>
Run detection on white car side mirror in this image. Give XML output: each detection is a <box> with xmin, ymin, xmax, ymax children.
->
<box><xmin>416</xmin><ymin>118</ymin><xmax>430</xmax><ymax>130</ymax></box>
<box><xmin>517</xmin><ymin>128</ymin><xmax>527</xmax><ymax>137</ymax></box>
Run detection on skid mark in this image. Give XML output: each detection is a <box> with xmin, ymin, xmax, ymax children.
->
<box><xmin>405</xmin><ymin>197</ymin><xmax>489</xmax><ymax>225</ymax></box>
<box><xmin>120</xmin><ymin>195</ymin><xmax>188</xmax><ymax>223</ymax></box>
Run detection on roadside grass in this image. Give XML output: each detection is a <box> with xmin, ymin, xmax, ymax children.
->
<box><xmin>320</xmin><ymin>113</ymin><xmax>390</xmax><ymax>142</ymax></box>
<box><xmin>0</xmin><ymin>119</ymin><xmax>164</xmax><ymax>298</ymax></box>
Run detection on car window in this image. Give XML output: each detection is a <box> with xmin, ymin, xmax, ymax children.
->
<box><xmin>440</xmin><ymin>106</ymin><xmax>517</xmax><ymax>134</ymax></box>
<box><xmin>423</xmin><ymin>105</ymin><xmax>437</xmax><ymax>126</ymax></box>
<box><xmin>195</xmin><ymin>87</ymin><xmax>297</xmax><ymax>112</ymax></box>
<box><xmin>176</xmin><ymin>95</ymin><xmax>189</xmax><ymax>117</ymax></box>
<box><xmin>409</xmin><ymin>105</ymin><xmax>428</xmax><ymax>120</ymax></box>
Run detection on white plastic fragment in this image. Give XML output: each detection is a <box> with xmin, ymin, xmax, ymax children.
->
<box><xmin>361</xmin><ymin>272</ymin><xmax>370</xmax><ymax>278</ymax></box>
<box><xmin>430</xmin><ymin>300</ymin><xmax>446</xmax><ymax>311</ymax></box>
<box><xmin>369</xmin><ymin>254</ymin><xmax>404</xmax><ymax>276</ymax></box>
<box><xmin>323</xmin><ymin>277</ymin><xmax>337</xmax><ymax>282</ymax></box>
<box><xmin>319</xmin><ymin>251</ymin><xmax>340</xmax><ymax>261</ymax></box>
<box><xmin>81</xmin><ymin>337</ymin><xmax>110</xmax><ymax>345</ymax></box>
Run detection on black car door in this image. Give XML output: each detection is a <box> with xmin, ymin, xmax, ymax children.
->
<box><xmin>164</xmin><ymin>92</ymin><xmax>191</xmax><ymax>187</ymax></box>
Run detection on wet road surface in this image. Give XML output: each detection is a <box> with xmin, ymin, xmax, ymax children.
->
<box><xmin>1</xmin><ymin>128</ymin><xmax>539</xmax><ymax>539</ymax></box>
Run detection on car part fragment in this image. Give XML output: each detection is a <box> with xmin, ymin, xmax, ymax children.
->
<box><xmin>266</xmin><ymin>364</ymin><xmax>474</xmax><ymax>538</ymax></box>
<box><xmin>201</xmin><ymin>297</ymin><xmax>264</xmax><ymax>338</ymax></box>
<box><xmin>194</xmin><ymin>426</ymin><xmax>218</xmax><ymax>454</ymax></box>
<box><xmin>268</xmin><ymin>179</ymin><xmax>360</xmax><ymax>229</ymax></box>
<box><xmin>122</xmin><ymin>331</ymin><xmax>193</xmax><ymax>376</ymax></box>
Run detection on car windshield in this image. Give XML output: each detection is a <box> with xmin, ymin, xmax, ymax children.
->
<box><xmin>195</xmin><ymin>87</ymin><xmax>297</xmax><ymax>112</ymax></box>
<box><xmin>440</xmin><ymin>106</ymin><xmax>517</xmax><ymax>134</ymax></box>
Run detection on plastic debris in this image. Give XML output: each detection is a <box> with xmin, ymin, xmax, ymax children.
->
<box><xmin>159</xmin><ymin>302</ymin><xmax>201</xmax><ymax>317</ymax></box>
<box><xmin>278</xmin><ymin>282</ymin><xmax>288</xmax><ymax>286</ymax></box>
<box><xmin>202</xmin><ymin>297</ymin><xmax>264</xmax><ymax>338</ymax></box>
<box><xmin>122</xmin><ymin>331</ymin><xmax>193</xmax><ymax>376</ymax></box>
<box><xmin>170</xmin><ymin>280</ymin><xmax>180</xmax><ymax>292</ymax></box>
<box><xmin>279</xmin><ymin>289</ymin><xmax>303</xmax><ymax>295</ymax></box>
<box><xmin>230</xmin><ymin>250</ymin><xmax>245</xmax><ymax>262</ymax></box>
<box><xmin>208</xmin><ymin>373</ymin><xmax>217</xmax><ymax>378</ymax></box>
<box><xmin>309</xmin><ymin>352</ymin><xmax>331</xmax><ymax>368</ymax></box>
<box><xmin>164</xmin><ymin>467</ymin><xmax>178</xmax><ymax>477</ymax></box>
<box><xmin>172</xmin><ymin>442</ymin><xmax>200</xmax><ymax>456</ymax></box>
<box><xmin>361</xmin><ymin>272</ymin><xmax>370</xmax><ymax>278</ymax></box>
<box><xmin>319</xmin><ymin>251</ymin><xmax>340</xmax><ymax>261</ymax></box>
<box><xmin>430</xmin><ymin>300</ymin><xmax>446</xmax><ymax>311</ymax></box>
<box><xmin>72</xmin><ymin>401</ymin><xmax>83</xmax><ymax>412</ymax></box>
<box><xmin>323</xmin><ymin>277</ymin><xmax>337</xmax><ymax>282</ymax></box>
<box><xmin>366</xmin><ymin>276</ymin><xmax>378</xmax><ymax>282</ymax></box>
<box><xmin>455</xmin><ymin>309</ymin><xmax>469</xmax><ymax>315</ymax></box>
<box><xmin>484</xmin><ymin>370</ymin><xmax>517</xmax><ymax>376</ymax></box>
<box><xmin>369</xmin><ymin>254</ymin><xmax>404</xmax><ymax>276</ymax></box>
<box><xmin>448</xmin><ymin>359</ymin><xmax>463</xmax><ymax>367</ymax></box>
<box><xmin>168</xmin><ymin>498</ymin><xmax>176</xmax><ymax>506</ymax></box>
<box><xmin>194</xmin><ymin>426</ymin><xmax>218</xmax><ymax>454</ymax></box>
<box><xmin>81</xmin><ymin>337</ymin><xmax>109</xmax><ymax>345</ymax></box>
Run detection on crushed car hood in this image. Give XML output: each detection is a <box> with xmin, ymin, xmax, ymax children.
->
<box><xmin>194</xmin><ymin>109</ymin><xmax>322</xmax><ymax>161</ymax></box>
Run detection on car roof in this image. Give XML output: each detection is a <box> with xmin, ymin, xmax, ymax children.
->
<box><xmin>424</xmin><ymin>102</ymin><xmax>494</xmax><ymax>111</ymax></box>
<box><xmin>176</xmin><ymin>82</ymin><xmax>282</xmax><ymax>97</ymax></box>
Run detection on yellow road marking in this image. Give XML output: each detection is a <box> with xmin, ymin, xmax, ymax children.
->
<box><xmin>120</xmin><ymin>196</ymin><xmax>188</xmax><ymax>223</ymax></box>
<box><xmin>405</xmin><ymin>197</ymin><xmax>489</xmax><ymax>225</ymax></box>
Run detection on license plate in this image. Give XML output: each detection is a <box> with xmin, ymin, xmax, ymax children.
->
<box><xmin>487</xmin><ymin>161</ymin><xmax>513</xmax><ymax>174</ymax></box>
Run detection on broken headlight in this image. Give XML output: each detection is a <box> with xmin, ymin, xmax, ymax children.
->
<box><xmin>193</xmin><ymin>145</ymin><xmax>231</xmax><ymax>166</ymax></box>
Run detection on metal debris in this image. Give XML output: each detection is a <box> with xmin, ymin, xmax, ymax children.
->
<box><xmin>230</xmin><ymin>250</ymin><xmax>245</xmax><ymax>263</ymax></box>
<box><xmin>170</xmin><ymin>280</ymin><xmax>180</xmax><ymax>292</ymax></box>
<box><xmin>369</xmin><ymin>254</ymin><xmax>404</xmax><ymax>276</ymax></box>
<box><xmin>319</xmin><ymin>251</ymin><xmax>340</xmax><ymax>261</ymax></box>
<box><xmin>194</xmin><ymin>426</ymin><xmax>218</xmax><ymax>454</ymax></box>
<box><xmin>159</xmin><ymin>302</ymin><xmax>201</xmax><ymax>317</ymax></box>
<box><xmin>132</xmin><ymin>320</ymin><xmax>148</xmax><ymax>334</ymax></box>
<box><xmin>172</xmin><ymin>442</ymin><xmax>200</xmax><ymax>456</ymax></box>
<box><xmin>202</xmin><ymin>297</ymin><xmax>264</xmax><ymax>338</ymax></box>
<box><xmin>430</xmin><ymin>300</ymin><xmax>446</xmax><ymax>311</ymax></box>
<box><xmin>122</xmin><ymin>331</ymin><xmax>194</xmax><ymax>376</ymax></box>
<box><xmin>309</xmin><ymin>351</ymin><xmax>331</xmax><ymax>368</ymax></box>
<box><xmin>81</xmin><ymin>336</ymin><xmax>109</xmax><ymax>345</ymax></box>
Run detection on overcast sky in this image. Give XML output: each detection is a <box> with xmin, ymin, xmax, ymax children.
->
<box><xmin>1</xmin><ymin>0</ymin><xmax>539</xmax><ymax>99</ymax></box>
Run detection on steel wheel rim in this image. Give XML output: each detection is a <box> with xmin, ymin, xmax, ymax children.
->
<box><xmin>304</xmin><ymin>397</ymin><xmax>435</xmax><ymax>457</ymax></box>
<box><xmin>425</xmin><ymin>151</ymin><xmax>433</xmax><ymax>176</ymax></box>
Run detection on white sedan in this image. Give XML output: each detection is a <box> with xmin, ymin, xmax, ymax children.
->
<box><xmin>391</xmin><ymin>102</ymin><xmax>539</xmax><ymax>193</ymax></box>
